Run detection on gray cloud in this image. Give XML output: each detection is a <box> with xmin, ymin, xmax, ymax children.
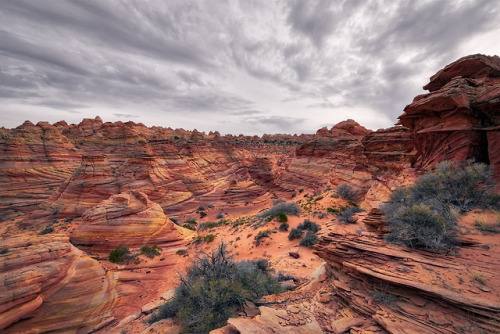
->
<box><xmin>0</xmin><ymin>0</ymin><xmax>498</xmax><ymax>134</ymax></box>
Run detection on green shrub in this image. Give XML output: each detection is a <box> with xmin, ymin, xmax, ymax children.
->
<box><xmin>149</xmin><ymin>243</ymin><xmax>282</xmax><ymax>333</ymax></box>
<box><xmin>276</xmin><ymin>212</ymin><xmax>288</xmax><ymax>222</ymax></box>
<box><xmin>109</xmin><ymin>247</ymin><xmax>130</xmax><ymax>263</ymax></box>
<box><xmin>297</xmin><ymin>219</ymin><xmax>320</xmax><ymax>233</ymax></box>
<box><xmin>382</xmin><ymin>161</ymin><xmax>497</xmax><ymax>251</ymax></box>
<box><xmin>299</xmin><ymin>231</ymin><xmax>319</xmax><ymax>248</ymax></box>
<box><xmin>255</xmin><ymin>229</ymin><xmax>272</xmax><ymax>246</ymax></box>
<box><xmin>0</xmin><ymin>248</ymin><xmax>8</xmax><ymax>255</ymax></box>
<box><xmin>38</xmin><ymin>226</ymin><xmax>54</xmax><ymax>235</ymax></box>
<box><xmin>278</xmin><ymin>222</ymin><xmax>289</xmax><ymax>231</ymax></box>
<box><xmin>288</xmin><ymin>228</ymin><xmax>303</xmax><ymax>240</ymax></box>
<box><xmin>257</xmin><ymin>202</ymin><xmax>300</xmax><ymax>220</ymax></box>
<box><xmin>336</xmin><ymin>206</ymin><xmax>364</xmax><ymax>224</ymax></box>
<box><xmin>336</xmin><ymin>184</ymin><xmax>360</xmax><ymax>201</ymax></box>
<box><xmin>140</xmin><ymin>245</ymin><xmax>162</xmax><ymax>258</ymax></box>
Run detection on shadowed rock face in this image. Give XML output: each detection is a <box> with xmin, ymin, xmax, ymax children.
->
<box><xmin>70</xmin><ymin>191</ymin><xmax>184</xmax><ymax>251</ymax></box>
<box><xmin>400</xmin><ymin>54</ymin><xmax>500</xmax><ymax>183</ymax></box>
<box><xmin>0</xmin><ymin>235</ymin><xmax>118</xmax><ymax>333</ymax></box>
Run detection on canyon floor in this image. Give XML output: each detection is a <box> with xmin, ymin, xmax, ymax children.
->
<box><xmin>1</xmin><ymin>54</ymin><xmax>499</xmax><ymax>333</ymax></box>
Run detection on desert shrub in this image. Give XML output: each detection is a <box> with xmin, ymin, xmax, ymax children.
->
<box><xmin>257</xmin><ymin>202</ymin><xmax>300</xmax><ymax>220</ymax></box>
<box><xmin>38</xmin><ymin>226</ymin><xmax>54</xmax><ymax>235</ymax></box>
<box><xmin>199</xmin><ymin>221</ymin><xmax>223</xmax><ymax>230</ymax></box>
<box><xmin>299</xmin><ymin>231</ymin><xmax>319</xmax><ymax>248</ymax></box>
<box><xmin>336</xmin><ymin>206</ymin><xmax>364</xmax><ymax>224</ymax></box>
<box><xmin>195</xmin><ymin>234</ymin><xmax>216</xmax><ymax>244</ymax></box>
<box><xmin>474</xmin><ymin>218</ymin><xmax>500</xmax><ymax>234</ymax></box>
<box><xmin>278</xmin><ymin>222</ymin><xmax>289</xmax><ymax>231</ymax></box>
<box><xmin>409</xmin><ymin>161</ymin><xmax>498</xmax><ymax>212</ymax></box>
<box><xmin>277</xmin><ymin>272</ymin><xmax>297</xmax><ymax>282</ymax></box>
<box><xmin>382</xmin><ymin>161</ymin><xmax>497</xmax><ymax>251</ymax></box>
<box><xmin>109</xmin><ymin>247</ymin><xmax>130</xmax><ymax>263</ymax></box>
<box><xmin>255</xmin><ymin>229</ymin><xmax>272</xmax><ymax>246</ymax></box>
<box><xmin>197</xmin><ymin>205</ymin><xmax>205</xmax><ymax>211</ymax></box>
<box><xmin>150</xmin><ymin>243</ymin><xmax>282</xmax><ymax>332</ymax></box>
<box><xmin>297</xmin><ymin>219</ymin><xmax>320</xmax><ymax>233</ymax></box>
<box><xmin>0</xmin><ymin>248</ymin><xmax>8</xmax><ymax>255</ymax></box>
<box><xmin>200</xmin><ymin>212</ymin><xmax>207</xmax><ymax>218</ymax></box>
<box><xmin>169</xmin><ymin>217</ymin><xmax>178</xmax><ymax>224</ymax></box>
<box><xmin>288</xmin><ymin>228</ymin><xmax>303</xmax><ymax>240</ymax></box>
<box><xmin>140</xmin><ymin>245</ymin><xmax>162</xmax><ymax>258</ymax></box>
<box><xmin>372</xmin><ymin>290</ymin><xmax>399</xmax><ymax>304</ymax></box>
<box><xmin>336</xmin><ymin>184</ymin><xmax>360</xmax><ymax>201</ymax></box>
<box><xmin>276</xmin><ymin>212</ymin><xmax>288</xmax><ymax>222</ymax></box>
<box><xmin>216</xmin><ymin>212</ymin><xmax>224</xmax><ymax>219</ymax></box>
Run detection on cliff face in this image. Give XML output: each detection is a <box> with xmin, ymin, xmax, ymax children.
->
<box><xmin>400</xmin><ymin>54</ymin><xmax>500</xmax><ymax>183</ymax></box>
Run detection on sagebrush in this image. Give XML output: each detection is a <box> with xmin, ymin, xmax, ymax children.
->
<box><xmin>382</xmin><ymin>161</ymin><xmax>498</xmax><ymax>251</ymax></box>
<box><xmin>149</xmin><ymin>243</ymin><xmax>282</xmax><ymax>333</ymax></box>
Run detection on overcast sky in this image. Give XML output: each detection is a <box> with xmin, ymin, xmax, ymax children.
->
<box><xmin>0</xmin><ymin>0</ymin><xmax>499</xmax><ymax>135</ymax></box>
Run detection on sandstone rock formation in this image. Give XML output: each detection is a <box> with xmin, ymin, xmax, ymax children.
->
<box><xmin>314</xmin><ymin>223</ymin><xmax>500</xmax><ymax>333</ymax></box>
<box><xmin>0</xmin><ymin>235</ymin><xmax>119</xmax><ymax>333</ymax></box>
<box><xmin>400</xmin><ymin>54</ymin><xmax>500</xmax><ymax>183</ymax></box>
<box><xmin>70</xmin><ymin>191</ymin><xmax>184</xmax><ymax>251</ymax></box>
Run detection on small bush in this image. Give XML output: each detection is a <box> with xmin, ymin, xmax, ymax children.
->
<box><xmin>149</xmin><ymin>243</ymin><xmax>282</xmax><ymax>332</ymax></box>
<box><xmin>278</xmin><ymin>222</ymin><xmax>289</xmax><ymax>231</ymax></box>
<box><xmin>288</xmin><ymin>228</ymin><xmax>303</xmax><ymax>240</ymax></box>
<box><xmin>257</xmin><ymin>202</ymin><xmax>300</xmax><ymax>220</ymax></box>
<box><xmin>277</xmin><ymin>271</ymin><xmax>297</xmax><ymax>282</ymax></box>
<box><xmin>299</xmin><ymin>231</ymin><xmax>319</xmax><ymax>248</ymax></box>
<box><xmin>297</xmin><ymin>219</ymin><xmax>320</xmax><ymax>233</ymax></box>
<box><xmin>200</xmin><ymin>212</ymin><xmax>207</xmax><ymax>218</ymax></box>
<box><xmin>195</xmin><ymin>234</ymin><xmax>216</xmax><ymax>244</ymax></box>
<box><xmin>276</xmin><ymin>212</ymin><xmax>288</xmax><ymax>222</ymax></box>
<box><xmin>109</xmin><ymin>247</ymin><xmax>130</xmax><ymax>263</ymax></box>
<box><xmin>0</xmin><ymin>248</ymin><xmax>8</xmax><ymax>255</ymax></box>
<box><xmin>38</xmin><ymin>226</ymin><xmax>54</xmax><ymax>235</ymax></box>
<box><xmin>197</xmin><ymin>205</ymin><xmax>205</xmax><ymax>211</ymax></box>
<box><xmin>140</xmin><ymin>245</ymin><xmax>162</xmax><ymax>258</ymax></box>
<box><xmin>382</xmin><ymin>161</ymin><xmax>497</xmax><ymax>251</ymax></box>
<box><xmin>216</xmin><ymin>212</ymin><xmax>224</xmax><ymax>219</ymax></box>
<box><xmin>336</xmin><ymin>184</ymin><xmax>360</xmax><ymax>201</ymax></box>
<box><xmin>255</xmin><ymin>229</ymin><xmax>272</xmax><ymax>246</ymax></box>
<box><xmin>474</xmin><ymin>218</ymin><xmax>500</xmax><ymax>234</ymax></box>
<box><xmin>372</xmin><ymin>290</ymin><xmax>399</xmax><ymax>304</ymax></box>
<box><xmin>336</xmin><ymin>206</ymin><xmax>364</xmax><ymax>224</ymax></box>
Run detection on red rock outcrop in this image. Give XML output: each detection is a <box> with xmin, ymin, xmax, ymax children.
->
<box><xmin>400</xmin><ymin>54</ymin><xmax>500</xmax><ymax>183</ymax></box>
<box><xmin>0</xmin><ymin>235</ymin><xmax>120</xmax><ymax>333</ymax></box>
<box><xmin>0</xmin><ymin>121</ymin><xmax>80</xmax><ymax>214</ymax></box>
<box><xmin>70</xmin><ymin>191</ymin><xmax>184</xmax><ymax>251</ymax></box>
<box><xmin>314</xmin><ymin>222</ymin><xmax>500</xmax><ymax>333</ymax></box>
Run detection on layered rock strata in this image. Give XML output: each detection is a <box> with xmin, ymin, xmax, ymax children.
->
<box><xmin>0</xmin><ymin>235</ymin><xmax>119</xmax><ymax>333</ymax></box>
<box><xmin>315</xmin><ymin>227</ymin><xmax>500</xmax><ymax>333</ymax></box>
<box><xmin>70</xmin><ymin>191</ymin><xmax>184</xmax><ymax>251</ymax></box>
<box><xmin>400</xmin><ymin>54</ymin><xmax>500</xmax><ymax>183</ymax></box>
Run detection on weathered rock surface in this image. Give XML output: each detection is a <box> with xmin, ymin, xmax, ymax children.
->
<box><xmin>314</xmin><ymin>223</ymin><xmax>500</xmax><ymax>333</ymax></box>
<box><xmin>400</xmin><ymin>54</ymin><xmax>500</xmax><ymax>183</ymax></box>
<box><xmin>227</xmin><ymin>305</ymin><xmax>323</xmax><ymax>334</ymax></box>
<box><xmin>70</xmin><ymin>191</ymin><xmax>184</xmax><ymax>251</ymax></box>
<box><xmin>0</xmin><ymin>235</ymin><xmax>119</xmax><ymax>333</ymax></box>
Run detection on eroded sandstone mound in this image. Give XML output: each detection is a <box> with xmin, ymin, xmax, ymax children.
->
<box><xmin>70</xmin><ymin>191</ymin><xmax>184</xmax><ymax>251</ymax></box>
<box><xmin>0</xmin><ymin>235</ymin><xmax>119</xmax><ymax>333</ymax></box>
<box><xmin>400</xmin><ymin>54</ymin><xmax>500</xmax><ymax>182</ymax></box>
